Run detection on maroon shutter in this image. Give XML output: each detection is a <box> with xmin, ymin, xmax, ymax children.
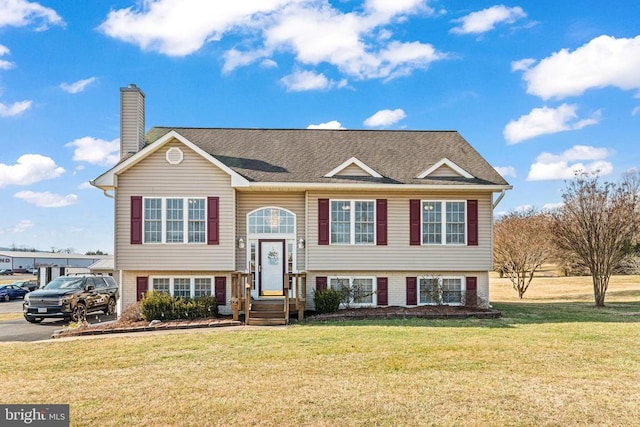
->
<box><xmin>406</xmin><ymin>277</ymin><xmax>417</xmax><ymax>305</ymax></box>
<box><xmin>214</xmin><ymin>276</ymin><xmax>226</xmax><ymax>305</ymax></box>
<box><xmin>131</xmin><ymin>196</ymin><xmax>142</xmax><ymax>245</ymax></box>
<box><xmin>316</xmin><ymin>276</ymin><xmax>328</xmax><ymax>291</ymax></box>
<box><xmin>318</xmin><ymin>198</ymin><xmax>330</xmax><ymax>245</ymax></box>
<box><xmin>465</xmin><ymin>276</ymin><xmax>477</xmax><ymax>306</ymax></box>
<box><xmin>376</xmin><ymin>199</ymin><xmax>387</xmax><ymax>245</ymax></box>
<box><xmin>136</xmin><ymin>276</ymin><xmax>148</xmax><ymax>301</ymax></box>
<box><xmin>207</xmin><ymin>197</ymin><xmax>219</xmax><ymax>245</ymax></box>
<box><xmin>377</xmin><ymin>277</ymin><xmax>388</xmax><ymax>306</ymax></box>
<box><xmin>467</xmin><ymin>199</ymin><xmax>478</xmax><ymax>246</ymax></box>
<box><xmin>409</xmin><ymin>199</ymin><xmax>421</xmax><ymax>245</ymax></box>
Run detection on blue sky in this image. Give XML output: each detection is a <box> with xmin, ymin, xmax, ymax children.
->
<box><xmin>0</xmin><ymin>0</ymin><xmax>638</xmax><ymax>253</ymax></box>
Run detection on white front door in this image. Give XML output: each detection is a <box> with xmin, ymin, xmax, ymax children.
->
<box><xmin>259</xmin><ymin>239</ymin><xmax>285</xmax><ymax>296</ymax></box>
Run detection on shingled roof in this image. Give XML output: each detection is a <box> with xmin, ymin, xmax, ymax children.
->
<box><xmin>145</xmin><ymin>127</ymin><xmax>509</xmax><ymax>187</ymax></box>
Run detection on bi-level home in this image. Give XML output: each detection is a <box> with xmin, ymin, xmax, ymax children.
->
<box><xmin>92</xmin><ymin>85</ymin><xmax>511</xmax><ymax>324</ymax></box>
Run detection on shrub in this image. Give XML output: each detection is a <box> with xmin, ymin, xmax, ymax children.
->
<box><xmin>141</xmin><ymin>291</ymin><xmax>218</xmax><ymax>321</ymax></box>
<box><xmin>120</xmin><ymin>302</ymin><xmax>143</xmax><ymax>323</ymax></box>
<box><xmin>313</xmin><ymin>288</ymin><xmax>342</xmax><ymax>314</ymax></box>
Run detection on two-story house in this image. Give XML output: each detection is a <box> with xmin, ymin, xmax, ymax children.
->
<box><xmin>92</xmin><ymin>85</ymin><xmax>511</xmax><ymax>323</ymax></box>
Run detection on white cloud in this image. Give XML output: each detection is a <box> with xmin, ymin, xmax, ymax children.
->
<box><xmin>494</xmin><ymin>166</ymin><xmax>516</xmax><ymax>178</ymax></box>
<box><xmin>0</xmin><ymin>154</ymin><xmax>65</xmax><ymax>187</ymax></box>
<box><xmin>0</xmin><ymin>44</ymin><xmax>15</xmax><ymax>70</ymax></box>
<box><xmin>77</xmin><ymin>182</ymin><xmax>93</xmax><ymax>190</ymax></box>
<box><xmin>0</xmin><ymin>0</ymin><xmax>64</xmax><ymax>30</ymax></box>
<box><xmin>516</xmin><ymin>35</ymin><xmax>640</xmax><ymax>100</ymax></box>
<box><xmin>527</xmin><ymin>145</ymin><xmax>614</xmax><ymax>181</ymax></box>
<box><xmin>542</xmin><ymin>202</ymin><xmax>563</xmax><ymax>211</ymax></box>
<box><xmin>100</xmin><ymin>1</ymin><xmax>446</xmax><ymax>84</ymax></box>
<box><xmin>364</xmin><ymin>108</ymin><xmax>406</xmax><ymax>127</ymax></box>
<box><xmin>503</xmin><ymin>103</ymin><xmax>600</xmax><ymax>144</ymax></box>
<box><xmin>0</xmin><ymin>100</ymin><xmax>32</xmax><ymax>117</ymax></box>
<box><xmin>14</xmin><ymin>191</ymin><xmax>78</xmax><ymax>208</ymax></box>
<box><xmin>280</xmin><ymin>69</ymin><xmax>347</xmax><ymax>92</ymax></box>
<box><xmin>306</xmin><ymin>120</ymin><xmax>345</xmax><ymax>129</ymax></box>
<box><xmin>60</xmin><ymin>77</ymin><xmax>97</xmax><ymax>94</ymax></box>
<box><xmin>511</xmin><ymin>58</ymin><xmax>534</xmax><ymax>72</ymax></box>
<box><xmin>450</xmin><ymin>5</ymin><xmax>526</xmax><ymax>35</ymax></box>
<box><xmin>12</xmin><ymin>219</ymin><xmax>34</xmax><ymax>233</ymax></box>
<box><xmin>632</xmin><ymin>106</ymin><xmax>640</xmax><ymax>116</ymax></box>
<box><xmin>65</xmin><ymin>136</ymin><xmax>120</xmax><ymax>166</ymax></box>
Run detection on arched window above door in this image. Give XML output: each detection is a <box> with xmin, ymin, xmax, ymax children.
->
<box><xmin>248</xmin><ymin>207</ymin><xmax>295</xmax><ymax>234</ymax></box>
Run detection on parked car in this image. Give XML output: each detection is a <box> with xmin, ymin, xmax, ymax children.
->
<box><xmin>23</xmin><ymin>274</ymin><xmax>119</xmax><ymax>323</ymax></box>
<box><xmin>0</xmin><ymin>269</ymin><xmax>13</xmax><ymax>275</ymax></box>
<box><xmin>0</xmin><ymin>284</ymin><xmax>28</xmax><ymax>301</ymax></box>
<box><xmin>13</xmin><ymin>280</ymin><xmax>38</xmax><ymax>292</ymax></box>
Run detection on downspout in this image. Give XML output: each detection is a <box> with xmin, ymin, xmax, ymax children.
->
<box><xmin>492</xmin><ymin>189</ymin><xmax>506</xmax><ymax>210</ymax></box>
<box><xmin>102</xmin><ymin>189</ymin><xmax>114</xmax><ymax>199</ymax></box>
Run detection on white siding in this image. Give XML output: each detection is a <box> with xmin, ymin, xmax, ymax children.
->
<box><xmin>307</xmin><ymin>190</ymin><xmax>494</xmax><ymax>271</ymax></box>
<box><xmin>115</xmin><ymin>140</ymin><xmax>235</xmax><ymax>271</ymax></box>
<box><xmin>120</xmin><ymin>270</ymin><xmax>233</xmax><ymax>315</ymax></box>
<box><xmin>306</xmin><ymin>271</ymin><xmax>490</xmax><ymax>309</ymax></box>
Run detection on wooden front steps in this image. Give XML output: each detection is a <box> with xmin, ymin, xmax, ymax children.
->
<box><xmin>247</xmin><ymin>298</ymin><xmax>287</xmax><ymax>326</ymax></box>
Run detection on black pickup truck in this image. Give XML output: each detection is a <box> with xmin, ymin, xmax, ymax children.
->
<box><xmin>23</xmin><ymin>275</ymin><xmax>119</xmax><ymax>323</ymax></box>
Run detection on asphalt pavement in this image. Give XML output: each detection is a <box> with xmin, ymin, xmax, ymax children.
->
<box><xmin>0</xmin><ymin>295</ymin><xmax>116</xmax><ymax>342</ymax></box>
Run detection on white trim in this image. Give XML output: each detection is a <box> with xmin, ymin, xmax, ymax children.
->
<box><xmin>417</xmin><ymin>158</ymin><xmax>474</xmax><ymax>179</ymax></box>
<box><xmin>329</xmin><ymin>199</ymin><xmax>376</xmax><ymax>245</ymax></box>
<box><xmin>324</xmin><ymin>157</ymin><xmax>383</xmax><ymax>178</ymax></box>
<box><xmin>328</xmin><ymin>276</ymin><xmax>377</xmax><ymax>307</ymax></box>
<box><xmin>142</xmin><ymin>196</ymin><xmax>208</xmax><ymax>245</ymax></box>
<box><xmin>165</xmin><ymin>147</ymin><xmax>184</xmax><ymax>165</ymax></box>
<box><xmin>421</xmin><ymin>200</ymin><xmax>467</xmax><ymax>245</ymax></box>
<box><xmin>243</xmin><ymin>182</ymin><xmax>511</xmax><ymax>191</ymax></box>
<box><xmin>149</xmin><ymin>275</ymin><xmax>216</xmax><ymax>298</ymax></box>
<box><xmin>92</xmin><ymin>130</ymin><xmax>250</xmax><ymax>189</ymax></box>
<box><xmin>417</xmin><ymin>275</ymin><xmax>465</xmax><ymax>306</ymax></box>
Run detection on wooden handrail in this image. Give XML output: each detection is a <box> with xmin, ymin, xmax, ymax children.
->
<box><xmin>284</xmin><ymin>274</ymin><xmax>290</xmax><ymax>325</ymax></box>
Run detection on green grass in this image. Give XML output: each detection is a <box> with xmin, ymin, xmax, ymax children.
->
<box><xmin>0</xmin><ymin>275</ymin><xmax>639</xmax><ymax>426</ymax></box>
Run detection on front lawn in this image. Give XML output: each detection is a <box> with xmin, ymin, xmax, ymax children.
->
<box><xmin>0</xmin><ymin>275</ymin><xmax>638</xmax><ymax>426</ymax></box>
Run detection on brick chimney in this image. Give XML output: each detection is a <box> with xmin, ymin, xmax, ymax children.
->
<box><xmin>120</xmin><ymin>84</ymin><xmax>145</xmax><ymax>159</ymax></box>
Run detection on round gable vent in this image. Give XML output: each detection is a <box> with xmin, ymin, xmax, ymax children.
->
<box><xmin>166</xmin><ymin>147</ymin><xmax>184</xmax><ymax>165</ymax></box>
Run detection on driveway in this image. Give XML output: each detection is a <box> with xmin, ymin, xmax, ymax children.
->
<box><xmin>0</xmin><ymin>299</ymin><xmax>116</xmax><ymax>342</ymax></box>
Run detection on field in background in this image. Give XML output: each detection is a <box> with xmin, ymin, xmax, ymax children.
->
<box><xmin>0</xmin><ymin>274</ymin><xmax>638</xmax><ymax>426</ymax></box>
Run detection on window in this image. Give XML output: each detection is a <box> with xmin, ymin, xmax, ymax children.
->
<box><xmin>421</xmin><ymin>201</ymin><xmax>466</xmax><ymax>245</ymax></box>
<box><xmin>153</xmin><ymin>278</ymin><xmax>170</xmax><ymax>294</ymax></box>
<box><xmin>329</xmin><ymin>277</ymin><xmax>376</xmax><ymax>306</ymax></box>
<box><xmin>144</xmin><ymin>198</ymin><xmax>162</xmax><ymax>243</ymax></box>
<box><xmin>194</xmin><ymin>278</ymin><xmax>212</xmax><ymax>297</ymax></box>
<box><xmin>143</xmin><ymin>197</ymin><xmax>207</xmax><ymax>244</ymax></box>
<box><xmin>150</xmin><ymin>277</ymin><xmax>215</xmax><ymax>299</ymax></box>
<box><xmin>188</xmin><ymin>199</ymin><xmax>206</xmax><ymax>243</ymax></box>
<box><xmin>330</xmin><ymin>200</ymin><xmax>375</xmax><ymax>244</ymax></box>
<box><xmin>418</xmin><ymin>276</ymin><xmax>465</xmax><ymax>305</ymax></box>
<box><xmin>173</xmin><ymin>278</ymin><xmax>190</xmax><ymax>298</ymax></box>
<box><xmin>248</xmin><ymin>208</ymin><xmax>295</xmax><ymax>234</ymax></box>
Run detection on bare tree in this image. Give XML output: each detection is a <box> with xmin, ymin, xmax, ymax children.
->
<box><xmin>552</xmin><ymin>173</ymin><xmax>640</xmax><ymax>307</ymax></box>
<box><xmin>494</xmin><ymin>209</ymin><xmax>553</xmax><ymax>298</ymax></box>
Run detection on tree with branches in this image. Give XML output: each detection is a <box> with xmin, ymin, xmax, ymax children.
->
<box><xmin>494</xmin><ymin>209</ymin><xmax>553</xmax><ymax>298</ymax></box>
<box><xmin>551</xmin><ymin>173</ymin><xmax>640</xmax><ymax>307</ymax></box>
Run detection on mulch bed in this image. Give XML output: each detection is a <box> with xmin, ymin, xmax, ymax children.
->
<box><xmin>52</xmin><ymin>305</ymin><xmax>500</xmax><ymax>338</ymax></box>
<box><xmin>306</xmin><ymin>305</ymin><xmax>501</xmax><ymax>322</ymax></box>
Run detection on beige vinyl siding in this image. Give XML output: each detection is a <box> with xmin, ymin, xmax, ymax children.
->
<box><xmin>115</xmin><ymin>140</ymin><xmax>235</xmax><ymax>271</ymax></box>
<box><xmin>307</xmin><ymin>191</ymin><xmax>494</xmax><ymax>272</ymax></box>
<box><xmin>119</xmin><ymin>270</ymin><xmax>233</xmax><ymax>315</ymax></box>
<box><xmin>306</xmin><ymin>271</ymin><xmax>490</xmax><ymax>309</ymax></box>
<box><xmin>235</xmin><ymin>192</ymin><xmax>306</xmax><ymax>271</ymax></box>
<box><xmin>335</xmin><ymin>163</ymin><xmax>373</xmax><ymax>176</ymax></box>
<box><xmin>428</xmin><ymin>164</ymin><xmax>459</xmax><ymax>177</ymax></box>
<box><xmin>120</xmin><ymin>89</ymin><xmax>145</xmax><ymax>155</ymax></box>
